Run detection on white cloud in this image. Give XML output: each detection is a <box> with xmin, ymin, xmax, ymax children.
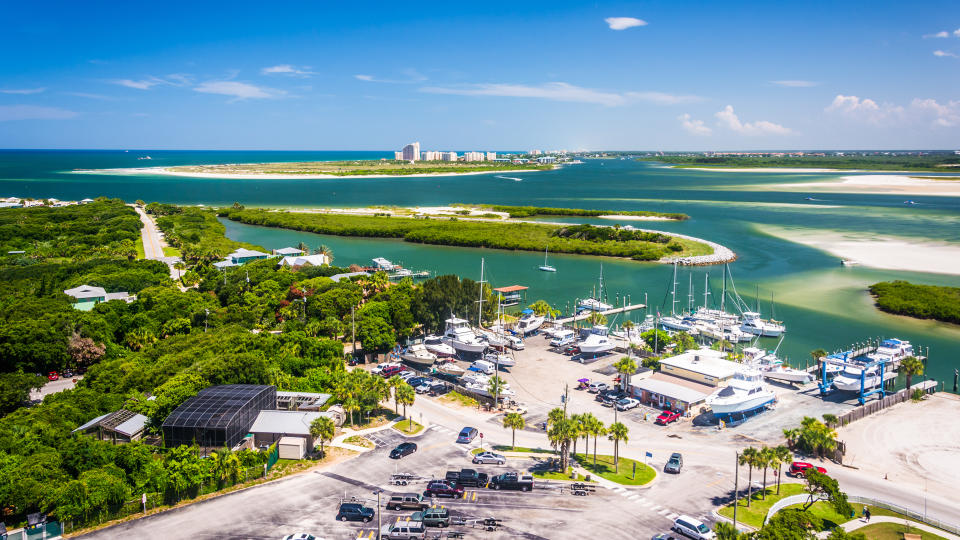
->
<box><xmin>261</xmin><ymin>64</ymin><xmax>315</xmax><ymax>76</ymax></box>
<box><xmin>714</xmin><ymin>105</ymin><xmax>792</xmax><ymax>135</ymax></box>
<box><xmin>112</xmin><ymin>79</ymin><xmax>160</xmax><ymax>90</ymax></box>
<box><xmin>0</xmin><ymin>105</ymin><xmax>77</xmax><ymax>121</ymax></box>
<box><xmin>933</xmin><ymin>50</ymin><xmax>959</xmax><ymax>58</ymax></box>
<box><xmin>110</xmin><ymin>75</ymin><xmax>190</xmax><ymax>90</ymax></box>
<box><xmin>770</xmin><ymin>80</ymin><xmax>819</xmax><ymax>87</ymax></box>
<box><xmin>825</xmin><ymin>94</ymin><xmax>959</xmax><ymax>127</ymax></box>
<box><xmin>956</xmin><ymin>28</ymin><xmax>960</xmax><ymax>37</ymax></box>
<box><xmin>354</xmin><ymin>70</ymin><xmax>427</xmax><ymax>84</ymax></box>
<box><xmin>924</xmin><ymin>31</ymin><xmax>949</xmax><ymax>38</ymax></box>
<box><xmin>354</xmin><ymin>74</ymin><xmax>374</xmax><ymax>81</ymax></box>
<box><xmin>0</xmin><ymin>87</ymin><xmax>46</xmax><ymax>95</ymax></box>
<box><xmin>678</xmin><ymin>113</ymin><xmax>711</xmax><ymax>135</ymax></box>
<box><xmin>63</xmin><ymin>92</ymin><xmax>116</xmax><ymax>100</ymax></box>
<box><xmin>194</xmin><ymin>81</ymin><xmax>283</xmax><ymax>101</ymax></box>
<box><xmin>420</xmin><ymin>82</ymin><xmax>700</xmax><ymax>107</ymax></box>
<box><xmin>605</xmin><ymin>17</ymin><xmax>648</xmax><ymax>30</ymax></box>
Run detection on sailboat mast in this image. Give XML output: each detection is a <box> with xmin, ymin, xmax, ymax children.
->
<box><xmin>721</xmin><ymin>264</ymin><xmax>727</xmax><ymax>312</ymax></box>
<box><xmin>599</xmin><ymin>264</ymin><xmax>604</xmax><ymax>303</ymax></box>
<box><xmin>671</xmin><ymin>261</ymin><xmax>678</xmax><ymax>316</ymax></box>
<box><xmin>477</xmin><ymin>258</ymin><xmax>485</xmax><ymax>326</ymax></box>
<box><xmin>687</xmin><ymin>273</ymin><xmax>693</xmax><ymax>314</ymax></box>
<box><xmin>704</xmin><ymin>273</ymin><xmax>710</xmax><ymax>309</ymax></box>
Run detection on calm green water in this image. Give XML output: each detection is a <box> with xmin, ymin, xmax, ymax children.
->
<box><xmin>2</xmin><ymin>151</ymin><xmax>958</xmax><ymax>388</ymax></box>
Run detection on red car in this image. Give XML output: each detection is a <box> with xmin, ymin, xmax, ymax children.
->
<box><xmin>789</xmin><ymin>461</ymin><xmax>827</xmax><ymax>477</ymax></box>
<box><xmin>380</xmin><ymin>365</ymin><xmax>404</xmax><ymax>378</ymax></box>
<box><xmin>425</xmin><ymin>480</ymin><xmax>464</xmax><ymax>498</ymax></box>
<box><xmin>47</xmin><ymin>371</ymin><xmax>59</xmax><ymax>381</ymax></box>
<box><xmin>655</xmin><ymin>410</ymin><xmax>681</xmax><ymax>425</ymax></box>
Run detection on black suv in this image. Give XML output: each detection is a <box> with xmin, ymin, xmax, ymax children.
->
<box><xmin>337</xmin><ymin>502</ymin><xmax>374</xmax><ymax>522</ymax></box>
<box><xmin>390</xmin><ymin>442</ymin><xmax>418</xmax><ymax>459</ymax></box>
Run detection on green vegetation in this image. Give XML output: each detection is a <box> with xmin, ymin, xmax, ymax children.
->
<box><xmin>855</xmin><ymin>522</ymin><xmax>950</xmax><ymax>540</ymax></box>
<box><xmin>441</xmin><ymin>391</ymin><xmax>479</xmax><ymax>408</ymax></box>
<box><xmin>166</xmin><ymin>160</ymin><xmax>551</xmax><ymax>177</ymax></box>
<box><xmin>869</xmin><ymin>280</ymin><xmax>960</xmax><ymax>325</ymax></box>
<box><xmin>571</xmin><ymin>453</ymin><xmax>655</xmax><ymax>485</ymax></box>
<box><xmin>466</xmin><ymin>203</ymin><xmax>688</xmax><ymax>220</ymax></box>
<box><xmin>529</xmin><ymin>467</ymin><xmax>591</xmax><ymax>482</ymax></box>
<box><xmin>0</xmin><ymin>198</ymin><xmax>141</xmax><ymax>261</ymax></box>
<box><xmin>343</xmin><ymin>435</ymin><xmax>374</xmax><ymax>448</ymax></box>
<box><xmin>221</xmin><ymin>208</ymin><xmax>711</xmax><ymax>261</ymax></box>
<box><xmin>783</xmin><ymin>416</ymin><xmax>839</xmax><ymax>458</ymax></box>
<box><xmin>637</xmin><ymin>153</ymin><xmax>960</xmax><ymax>171</ymax></box>
<box><xmin>393</xmin><ymin>419</ymin><xmax>423</xmax><ymax>434</ymax></box>
<box><xmin>147</xmin><ymin>203</ymin><xmax>263</xmax><ymax>263</ymax></box>
<box><xmin>718</xmin><ymin>482</ymin><xmax>807</xmax><ymax>527</ymax></box>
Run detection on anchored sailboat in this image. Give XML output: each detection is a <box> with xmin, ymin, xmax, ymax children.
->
<box><xmin>539</xmin><ymin>246</ymin><xmax>556</xmax><ymax>272</ymax></box>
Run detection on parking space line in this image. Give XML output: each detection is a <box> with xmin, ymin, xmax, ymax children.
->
<box><xmin>650</xmin><ymin>505</ymin><xmax>661</xmax><ymax>511</ymax></box>
<box><xmin>627</xmin><ymin>495</ymin><xmax>639</xmax><ymax>500</ymax></box>
<box><xmin>667</xmin><ymin>513</ymin><xmax>679</xmax><ymax>520</ymax></box>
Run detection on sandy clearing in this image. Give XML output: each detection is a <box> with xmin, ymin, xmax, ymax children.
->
<box><xmin>760</xmin><ymin>225</ymin><xmax>960</xmax><ymax>276</ymax></box>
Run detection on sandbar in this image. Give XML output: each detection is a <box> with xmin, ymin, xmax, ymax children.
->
<box><xmin>768</xmin><ymin>174</ymin><xmax>960</xmax><ymax>196</ymax></box>
<box><xmin>597</xmin><ymin>214</ymin><xmax>674</xmax><ymax>221</ymax></box>
<box><xmin>761</xmin><ymin>225</ymin><xmax>960</xmax><ymax>276</ymax></box>
<box><xmin>71</xmin><ymin>166</ymin><xmax>545</xmax><ymax>180</ymax></box>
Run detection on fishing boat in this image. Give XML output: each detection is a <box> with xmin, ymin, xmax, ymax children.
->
<box><xmin>436</xmin><ymin>361</ymin><xmax>465</xmax><ymax>376</ymax></box>
<box><xmin>465</xmin><ymin>381</ymin><xmax>516</xmax><ymax>399</ymax></box>
<box><xmin>867</xmin><ymin>338</ymin><xmax>915</xmax><ymax>363</ymax></box>
<box><xmin>401</xmin><ymin>344</ymin><xmax>437</xmax><ymax>369</ymax></box>
<box><xmin>659</xmin><ymin>315</ymin><xmax>700</xmax><ymax>335</ymax></box>
<box><xmin>484</xmin><ymin>351</ymin><xmax>516</xmax><ymax>368</ymax></box>
<box><xmin>442</xmin><ymin>317</ymin><xmax>487</xmax><ymax>353</ymax></box>
<box><xmin>538</xmin><ymin>246</ymin><xmax>556</xmax><ymax>272</ymax></box>
<box><xmin>515</xmin><ymin>309</ymin><xmax>544</xmax><ymax>335</ymax></box>
<box><xmin>706</xmin><ymin>368</ymin><xmax>777</xmax><ymax>421</ymax></box>
<box><xmin>424</xmin><ymin>335</ymin><xmax>456</xmax><ymax>357</ymax></box>
<box><xmin>740</xmin><ymin>311</ymin><xmax>785</xmax><ymax>337</ymax></box>
<box><xmin>832</xmin><ymin>365</ymin><xmax>898</xmax><ymax>392</ymax></box>
<box><xmin>577</xmin><ymin>325</ymin><xmax>615</xmax><ymax>355</ymax></box>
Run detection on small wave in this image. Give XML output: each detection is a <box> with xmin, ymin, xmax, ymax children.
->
<box><xmin>495</xmin><ymin>175</ymin><xmax>523</xmax><ymax>182</ymax></box>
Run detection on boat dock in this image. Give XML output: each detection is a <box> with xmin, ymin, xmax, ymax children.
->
<box><xmin>552</xmin><ymin>303</ymin><xmax>647</xmax><ymax>325</ymax></box>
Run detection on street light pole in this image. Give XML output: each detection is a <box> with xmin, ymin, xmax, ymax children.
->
<box><xmin>374</xmin><ymin>489</ymin><xmax>382</xmax><ymax>540</ymax></box>
<box><xmin>733</xmin><ymin>451</ymin><xmax>739</xmax><ymax>530</ymax></box>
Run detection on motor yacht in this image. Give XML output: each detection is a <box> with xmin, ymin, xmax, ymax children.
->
<box><xmin>442</xmin><ymin>317</ymin><xmax>488</xmax><ymax>353</ymax></box>
<box><xmin>515</xmin><ymin>310</ymin><xmax>544</xmax><ymax>335</ymax></box>
<box><xmin>833</xmin><ymin>365</ymin><xmax>897</xmax><ymax>392</ymax></box>
<box><xmin>706</xmin><ymin>368</ymin><xmax>777</xmax><ymax>421</ymax></box>
<box><xmin>740</xmin><ymin>311</ymin><xmax>785</xmax><ymax>337</ymax></box>
<box><xmin>423</xmin><ymin>335</ymin><xmax>456</xmax><ymax>357</ymax></box>
<box><xmin>401</xmin><ymin>344</ymin><xmax>437</xmax><ymax>369</ymax></box>
<box><xmin>578</xmin><ymin>325</ymin><xmax>615</xmax><ymax>355</ymax></box>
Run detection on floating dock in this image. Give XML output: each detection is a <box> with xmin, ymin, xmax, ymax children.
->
<box><xmin>552</xmin><ymin>303</ymin><xmax>647</xmax><ymax>325</ymax></box>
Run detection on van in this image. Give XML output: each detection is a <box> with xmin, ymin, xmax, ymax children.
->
<box><xmin>469</xmin><ymin>360</ymin><xmax>495</xmax><ymax>375</ymax></box>
<box><xmin>672</xmin><ymin>515</ymin><xmax>716</xmax><ymax>539</ymax></box>
<box><xmin>550</xmin><ymin>330</ymin><xmax>575</xmax><ymax>348</ymax></box>
<box><xmin>412</xmin><ymin>507</ymin><xmax>450</xmax><ymax>527</ymax></box>
<box><xmin>385</xmin><ymin>493</ymin><xmax>427</xmax><ymax>511</ymax></box>
<box><xmin>382</xmin><ymin>521</ymin><xmax>426</xmax><ymax>539</ymax></box>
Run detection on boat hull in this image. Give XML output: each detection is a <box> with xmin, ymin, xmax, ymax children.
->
<box><xmin>443</xmin><ymin>337</ymin><xmax>487</xmax><ymax>353</ymax></box>
<box><xmin>763</xmin><ymin>369</ymin><xmax>813</xmax><ymax>383</ymax></box>
<box><xmin>709</xmin><ymin>394</ymin><xmax>776</xmax><ymax>419</ymax></box>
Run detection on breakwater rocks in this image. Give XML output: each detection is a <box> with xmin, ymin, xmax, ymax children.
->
<box><xmin>653</xmin><ymin>230</ymin><xmax>738</xmax><ymax>266</ymax></box>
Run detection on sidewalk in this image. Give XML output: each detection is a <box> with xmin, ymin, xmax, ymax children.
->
<box><xmin>329</xmin><ymin>419</ymin><xmax>407</xmax><ymax>452</ymax></box>
<box><xmin>838</xmin><ymin>515</ymin><xmax>960</xmax><ymax>540</ymax></box>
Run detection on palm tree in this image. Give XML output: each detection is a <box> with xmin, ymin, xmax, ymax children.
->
<box><xmin>396</xmin><ymin>383</ymin><xmax>415</xmax><ymax>430</ymax></box>
<box><xmin>296</xmin><ymin>241</ymin><xmax>309</xmax><ymax>253</ymax></box>
<box><xmin>622</xmin><ymin>320</ymin><xmax>635</xmax><ymax>339</ymax></box>
<box><xmin>488</xmin><ymin>376</ymin><xmax>507</xmax><ymax>404</ymax></box>
<box><xmin>810</xmin><ymin>348</ymin><xmax>827</xmax><ymax>377</ymax></box>
<box><xmin>547</xmin><ymin>407</ymin><xmax>566</xmax><ymax>427</ymax></box>
<box><xmin>387</xmin><ymin>375</ymin><xmax>404</xmax><ymax>414</ymax></box>
<box><xmin>587</xmin><ymin>311</ymin><xmax>607</xmax><ymax>326</ymax></box>
<box><xmin>502</xmin><ymin>412</ymin><xmax>525</xmax><ymax>450</ymax></box>
<box><xmin>772</xmin><ymin>445</ymin><xmax>793</xmax><ymax>495</ymax></box>
<box><xmin>739</xmin><ymin>447</ymin><xmax>759</xmax><ymax>507</ymax></box>
<box><xmin>757</xmin><ymin>446</ymin><xmax>773</xmax><ymax>500</ymax></box>
<box><xmin>582</xmin><ymin>414</ymin><xmax>606</xmax><ymax>466</ymax></box>
<box><xmin>314</xmin><ymin>244</ymin><xmax>334</xmax><ymax>263</ymax></box>
<box><xmin>900</xmin><ymin>356</ymin><xmax>924</xmax><ymax>391</ymax></box>
<box><xmin>546</xmin><ymin>408</ymin><xmax>574</xmax><ymax>471</ymax></box>
<box><xmin>613</xmin><ymin>357</ymin><xmax>638</xmax><ymax>391</ymax></box>
<box><xmin>607</xmin><ymin>422</ymin><xmax>629</xmax><ymax>473</ymax></box>
<box><xmin>310</xmin><ymin>416</ymin><xmax>336</xmax><ymax>457</ymax></box>
<box><xmin>569</xmin><ymin>414</ymin><xmax>585</xmax><ymax>457</ymax></box>
<box><xmin>174</xmin><ymin>261</ymin><xmax>186</xmax><ymax>284</ymax></box>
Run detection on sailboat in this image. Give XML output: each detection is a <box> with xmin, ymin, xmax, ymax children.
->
<box><xmin>539</xmin><ymin>246</ymin><xmax>556</xmax><ymax>272</ymax></box>
<box><xmin>578</xmin><ymin>265</ymin><xmax>612</xmax><ymax>311</ymax></box>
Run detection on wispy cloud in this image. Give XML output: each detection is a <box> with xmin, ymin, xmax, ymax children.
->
<box><xmin>354</xmin><ymin>69</ymin><xmax>427</xmax><ymax>84</ymax></box>
<box><xmin>420</xmin><ymin>82</ymin><xmax>700</xmax><ymax>107</ymax></box>
<box><xmin>826</xmin><ymin>94</ymin><xmax>959</xmax><ymax>127</ymax></box>
<box><xmin>678</xmin><ymin>113</ymin><xmax>712</xmax><ymax>135</ymax></box>
<box><xmin>110</xmin><ymin>75</ymin><xmax>191</xmax><ymax>90</ymax></box>
<box><xmin>261</xmin><ymin>64</ymin><xmax>315</xmax><ymax>77</ymax></box>
<box><xmin>0</xmin><ymin>105</ymin><xmax>77</xmax><ymax>122</ymax></box>
<box><xmin>933</xmin><ymin>50</ymin><xmax>959</xmax><ymax>58</ymax></box>
<box><xmin>194</xmin><ymin>81</ymin><xmax>284</xmax><ymax>101</ymax></box>
<box><xmin>112</xmin><ymin>78</ymin><xmax>162</xmax><ymax>90</ymax></box>
<box><xmin>715</xmin><ymin>105</ymin><xmax>792</xmax><ymax>135</ymax></box>
<box><xmin>63</xmin><ymin>91</ymin><xmax>117</xmax><ymax>101</ymax></box>
<box><xmin>605</xmin><ymin>17</ymin><xmax>647</xmax><ymax>30</ymax></box>
<box><xmin>924</xmin><ymin>31</ymin><xmax>949</xmax><ymax>38</ymax></box>
<box><xmin>770</xmin><ymin>80</ymin><xmax>819</xmax><ymax>87</ymax></box>
<box><xmin>0</xmin><ymin>87</ymin><xmax>47</xmax><ymax>95</ymax></box>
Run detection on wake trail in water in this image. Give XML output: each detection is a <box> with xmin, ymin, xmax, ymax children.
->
<box><xmin>495</xmin><ymin>175</ymin><xmax>523</xmax><ymax>182</ymax></box>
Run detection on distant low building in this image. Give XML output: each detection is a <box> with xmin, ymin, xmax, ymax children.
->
<box><xmin>463</xmin><ymin>151</ymin><xmax>485</xmax><ymax>162</ymax></box>
<box><xmin>372</xmin><ymin>257</ymin><xmax>396</xmax><ymax>271</ymax></box>
<box><xmin>658</xmin><ymin>348</ymin><xmax>739</xmax><ymax>387</ymax></box>
<box><xmin>227</xmin><ymin>248</ymin><xmax>270</xmax><ymax>265</ymax></box>
<box><xmin>63</xmin><ymin>284</ymin><xmax>134</xmax><ymax>311</ymax></box>
<box><xmin>537</xmin><ymin>156</ymin><xmax>556</xmax><ymax>164</ymax></box>
<box><xmin>73</xmin><ymin>409</ymin><xmax>148</xmax><ymax>443</ymax></box>
<box><xmin>273</xmin><ymin>247</ymin><xmax>305</xmax><ymax>256</ymax></box>
<box><xmin>277</xmin><ymin>254</ymin><xmax>330</xmax><ymax>268</ymax></box>
<box><xmin>628</xmin><ymin>373</ymin><xmax>710</xmax><ymax>414</ymax></box>
<box><xmin>486</xmin><ymin>152</ymin><xmax>497</xmax><ymax>161</ymax></box>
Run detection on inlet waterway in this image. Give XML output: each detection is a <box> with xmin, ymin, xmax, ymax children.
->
<box><xmin>2</xmin><ymin>150</ymin><xmax>958</xmax><ymax>389</ymax></box>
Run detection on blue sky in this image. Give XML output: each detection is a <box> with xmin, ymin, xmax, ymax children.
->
<box><xmin>1</xmin><ymin>0</ymin><xmax>958</xmax><ymax>150</ymax></box>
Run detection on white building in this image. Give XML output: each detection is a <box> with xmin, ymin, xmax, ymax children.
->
<box><xmin>463</xmin><ymin>151</ymin><xmax>485</xmax><ymax>162</ymax></box>
<box><xmin>537</xmin><ymin>156</ymin><xmax>556</xmax><ymax>164</ymax></box>
<box><xmin>530</xmin><ymin>149</ymin><xmax>542</xmax><ymax>156</ymax></box>
<box><xmin>441</xmin><ymin>152</ymin><xmax>458</xmax><ymax>161</ymax></box>
<box><xmin>277</xmin><ymin>254</ymin><xmax>330</xmax><ymax>268</ymax></box>
<box><xmin>658</xmin><ymin>347</ymin><xmax>739</xmax><ymax>387</ymax></box>
<box><xmin>402</xmin><ymin>142</ymin><xmax>421</xmax><ymax>161</ymax></box>
<box><xmin>421</xmin><ymin>151</ymin><xmax>442</xmax><ymax>161</ymax></box>
<box><xmin>486</xmin><ymin>152</ymin><xmax>497</xmax><ymax>161</ymax></box>
<box><xmin>394</xmin><ymin>151</ymin><xmax>403</xmax><ymax>160</ymax></box>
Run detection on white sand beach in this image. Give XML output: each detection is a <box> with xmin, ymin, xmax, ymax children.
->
<box><xmin>597</xmin><ymin>214</ymin><xmax>673</xmax><ymax>221</ymax></box>
<box><xmin>768</xmin><ymin>174</ymin><xmax>960</xmax><ymax>197</ymax></box>
<box><xmin>71</xmin><ymin>167</ymin><xmax>544</xmax><ymax>180</ymax></box>
<box><xmin>761</xmin><ymin>225</ymin><xmax>960</xmax><ymax>276</ymax></box>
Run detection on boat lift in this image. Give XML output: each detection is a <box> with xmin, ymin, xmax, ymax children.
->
<box><xmin>819</xmin><ymin>353</ymin><xmax>890</xmax><ymax>405</ymax></box>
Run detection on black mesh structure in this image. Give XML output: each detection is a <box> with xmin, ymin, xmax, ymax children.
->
<box><xmin>162</xmin><ymin>385</ymin><xmax>275</xmax><ymax>449</ymax></box>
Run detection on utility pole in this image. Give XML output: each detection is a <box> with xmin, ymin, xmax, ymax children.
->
<box><xmin>733</xmin><ymin>451</ymin><xmax>739</xmax><ymax>530</ymax></box>
<box><xmin>351</xmin><ymin>306</ymin><xmax>356</xmax><ymax>360</ymax></box>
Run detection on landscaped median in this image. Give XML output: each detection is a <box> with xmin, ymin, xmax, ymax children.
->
<box><xmin>392</xmin><ymin>418</ymin><xmax>424</xmax><ymax>434</ymax></box>
<box><xmin>468</xmin><ymin>446</ymin><xmax>655</xmax><ymax>486</ymax></box>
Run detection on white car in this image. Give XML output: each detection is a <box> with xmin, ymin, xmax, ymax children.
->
<box><xmin>371</xmin><ymin>362</ymin><xmax>399</xmax><ymax>375</ymax></box>
<box><xmin>615</xmin><ymin>397</ymin><xmax>640</xmax><ymax>411</ymax></box>
<box><xmin>398</xmin><ymin>371</ymin><xmax>417</xmax><ymax>381</ymax></box>
<box><xmin>415</xmin><ymin>382</ymin><xmax>433</xmax><ymax>394</ymax></box>
<box><xmin>472</xmin><ymin>451</ymin><xmax>506</xmax><ymax>465</ymax></box>
<box><xmin>588</xmin><ymin>382</ymin><xmax>609</xmax><ymax>393</ymax></box>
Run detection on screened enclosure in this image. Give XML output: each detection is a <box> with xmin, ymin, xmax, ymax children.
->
<box><xmin>162</xmin><ymin>385</ymin><xmax>276</xmax><ymax>449</ymax></box>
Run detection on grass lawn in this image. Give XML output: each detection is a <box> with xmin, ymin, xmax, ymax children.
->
<box><xmin>477</xmin><ymin>445</ymin><xmax>554</xmax><ymax>455</ymax></box>
<box><xmin>855</xmin><ymin>522</ymin><xmax>949</xmax><ymax>540</ymax></box>
<box><xmin>162</xmin><ymin>246</ymin><xmax>181</xmax><ymax>257</ymax></box>
<box><xmin>440</xmin><ymin>391</ymin><xmax>479</xmax><ymax>408</ymax></box>
<box><xmin>392</xmin><ymin>419</ymin><xmax>424</xmax><ymax>434</ymax></box>
<box><xmin>529</xmin><ymin>467</ymin><xmax>592</xmax><ymax>482</ymax></box>
<box><xmin>571</xmin><ymin>453</ymin><xmax>655</xmax><ymax>486</ymax></box>
<box><xmin>135</xmin><ymin>237</ymin><xmax>145</xmax><ymax>259</ymax></box>
<box><xmin>343</xmin><ymin>435</ymin><xmax>374</xmax><ymax>448</ymax></box>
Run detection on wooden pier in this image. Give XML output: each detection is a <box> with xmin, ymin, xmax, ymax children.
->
<box><xmin>552</xmin><ymin>303</ymin><xmax>647</xmax><ymax>325</ymax></box>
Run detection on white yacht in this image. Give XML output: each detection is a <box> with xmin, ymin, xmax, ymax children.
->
<box><xmin>867</xmin><ymin>338</ymin><xmax>915</xmax><ymax>363</ymax></box>
<box><xmin>465</xmin><ymin>381</ymin><xmax>515</xmax><ymax>399</ymax></box>
<box><xmin>516</xmin><ymin>310</ymin><xmax>544</xmax><ymax>335</ymax></box>
<box><xmin>659</xmin><ymin>316</ymin><xmax>699</xmax><ymax>335</ymax></box>
<box><xmin>833</xmin><ymin>365</ymin><xmax>897</xmax><ymax>392</ymax></box>
<box><xmin>436</xmin><ymin>361</ymin><xmax>465</xmax><ymax>376</ymax></box>
<box><xmin>740</xmin><ymin>312</ymin><xmax>785</xmax><ymax>337</ymax></box>
<box><xmin>476</xmin><ymin>329</ymin><xmax>507</xmax><ymax>349</ymax></box>
<box><xmin>706</xmin><ymin>369</ymin><xmax>777</xmax><ymax>421</ymax></box>
<box><xmin>441</xmin><ymin>317</ymin><xmax>487</xmax><ymax>354</ymax></box>
<box><xmin>423</xmin><ymin>335</ymin><xmax>456</xmax><ymax>357</ymax></box>
<box><xmin>578</xmin><ymin>298</ymin><xmax>612</xmax><ymax>312</ymax></box>
<box><xmin>401</xmin><ymin>344</ymin><xmax>437</xmax><ymax>369</ymax></box>
<box><xmin>539</xmin><ymin>246</ymin><xmax>556</xmax><ymax>272</ymax></box>
<box><xmin>484</xmin><ymin>351</ymin><xmax>516</xmax><ymax>368</ymax></box>
<box><xmin>578</xmin><ymin>325</ymin><xmax>615</xmax><ymax>355</ymax></box>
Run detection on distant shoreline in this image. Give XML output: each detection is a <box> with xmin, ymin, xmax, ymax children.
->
<box><xmin>673</xmin><ymin>166</ymin><xmax>960</xmax><ymax>174</ymax></box>
<box><xmin>71</xmin><ymin>166</ymin><xmax>549</xmax><ymax>180</ymax></box>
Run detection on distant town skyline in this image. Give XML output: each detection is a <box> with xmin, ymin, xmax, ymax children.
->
<box><xmin>1</xmin><ymin>1</ymin><xmax>958</xmax><ymax>150</ymax></box>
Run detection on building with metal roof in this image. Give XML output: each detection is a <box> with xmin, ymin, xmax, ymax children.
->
<box><xmin>162</xmin><ymin>384</ymin><xmax>275</xmax><ymax>450</ymax></box>
<box><xmin>72</xmin><ymin>409</ymin><xmax>148</xmax><ymax>443</ymax></box>
<box><xmin>658</xmin><ymin>347</ymin><xmax>739</xmax><ymax>387</ymax></box>
<box><xmin>628</xmin><ymin>374</ymin><xmax>710</xmax><ymax>414</ymax></box>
